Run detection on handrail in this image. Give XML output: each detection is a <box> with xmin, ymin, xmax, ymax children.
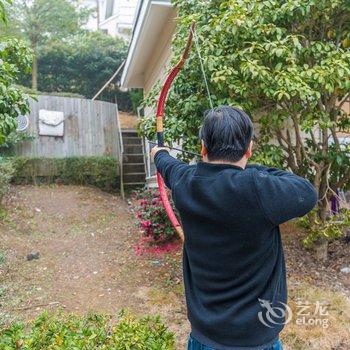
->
<box><xmin>137</xmin><ymin>105</ymin><xmax>149</xmax><ymax>180</ymax></box>
<box><xmin>116</xmin><ymin>104</ymin><xmax>125</xmax><ymax>199</ymax></box>
<box><xmin>92</xmin><ymin>60</ymin><xmax>125</xmax><ymax>101</ymax></box>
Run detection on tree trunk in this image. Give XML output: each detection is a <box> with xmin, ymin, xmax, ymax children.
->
<box><xmin>314</xmin><ymin>197</ymin><xmax>329</xmax><ymax>262</ymax></box>
<box><xmin>314</xmin><ymin>238</ymin><xmax>328</xmax><ymax>262</ymax></box>
<box><xmin>318</xmin><ymin>198</ymin><xmax>329</xmax><ymax>221</ymax></box>
<box><xmin>32</xmin><ymin>53</ymin><xmax>38</xmax><ymax>90</ymax></box>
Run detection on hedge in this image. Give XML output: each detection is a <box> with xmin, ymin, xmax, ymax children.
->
<box><xmin>0</xmin><ymin>159</ymin><xmax>14</xmax><ymax>204</ymax></box>
<box><xmin>0</xmin><ymin>311</ymin><xmax>175</xmax><ymax>349</ymax></box>
<box><xmin>10</xmin><ymin>156</ymin><xmax>120</xmax><ymax>191</ymax></box>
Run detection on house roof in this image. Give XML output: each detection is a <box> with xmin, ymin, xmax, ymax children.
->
<box><xmin>121</xmin><ymin>0</ymin><xmax>174</xmax><ymax>88</ymax></box>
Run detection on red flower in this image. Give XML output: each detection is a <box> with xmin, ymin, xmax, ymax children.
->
<box><xmin>141</xmin><ymin>220</ymin><xmax>152</xmax><ymax>229</ymax></box>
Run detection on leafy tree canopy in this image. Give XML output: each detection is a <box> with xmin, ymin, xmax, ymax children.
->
<box><xmin>0</xmin><ymin>0</ymin><xmax>32</xmax><ymax>144</ymax></box>
<box><xmin>2</xmin><ymin>0</ymin><xmax>90</xmax><ymax>89</ymax></box>
<box><xmin>142</xmin><ymin>0</ymin><xmax>350</xmax><ymax>221</ymax></box>
<box><xmin>7</xmin><ymin>0</ymin><xmax>89</xmax><ymax>43</ymax></box>
<box><xmin>19</xmin><ymin>31</ymin><xmax>134</xmax><ymax>111</ymax></box>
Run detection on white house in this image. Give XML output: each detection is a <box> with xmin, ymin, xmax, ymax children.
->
<box><xmin>121</xmin><ymin>0</ymin><xmax>177</xmax><ymax>182</ymax></box>
<box><xmin>99</xmin><ymin>0</ymin><xmax>138</xmax><ymax>40</ymax></box>
<box><xmin>121</xmin><ymin>0</ymin><xmax>175</xmax><ymax>90</ymax></box>
<box><xmin>82</xmin><ymin>0</ymin><xmax>137</xmax><ymax>40</ymax></box>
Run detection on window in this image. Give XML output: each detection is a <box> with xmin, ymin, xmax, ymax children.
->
<box><xmin>105</xmin><ymin>0</ymin><xmax>114</xmax><ymax>19</ymax></box>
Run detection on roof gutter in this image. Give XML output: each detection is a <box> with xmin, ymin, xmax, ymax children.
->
<box><xmin>121</xmin><ymin>0</ymin><xmax>172</xmax><ymax>87</ymax></box>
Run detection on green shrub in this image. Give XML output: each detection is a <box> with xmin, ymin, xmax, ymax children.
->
<box><xmin>0</xmin><ymin>311</ymin><xmax>175</xmax><ymax>349</ymax></box>
<box><xmin>301</xmin><ymin>209</ymin><xmax>350</xmax><ymax>248</ymax></box>
<box><xmin>129</xmin><ymin>89</ymin><xmax>144</xmax><ymax>115</ymax></box>
<box><xmin>111</xmin><ymin>311</ymin><xmax>175</xmax><ymax>349</ymax></box>
<box><xmin>0</xmin><ymin>131</ymin><xmax>35</xmax><ymax>157</ymax></box>
<box><xmin>0</xmin><ymin>159</ymin><xmax>14</xmax><ymax>204</ymax></box>
<box><xmin>16</xmin><ymin>85</ymin><xmax>85</xmax><ymax>99</ymax></box>
<box><xmin>11</xmin><ymin>156</ymin><xmax>120</xmax><ymax>191</ymax></box>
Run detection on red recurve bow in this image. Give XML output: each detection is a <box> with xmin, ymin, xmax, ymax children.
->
<box><xmin>155</xmin><ymin>22</ymin><xmax>196</xmax><ymax>242</ymax></box>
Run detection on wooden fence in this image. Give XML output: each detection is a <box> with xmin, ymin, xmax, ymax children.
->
<box><xmin>16</xmin><ymin>95</ymin><xmax>122</xmax><ymax>159</ymax></box>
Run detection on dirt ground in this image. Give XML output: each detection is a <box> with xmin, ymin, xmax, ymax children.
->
<box><xmin>0</xmin><ymin>185</ymin><xmax>349</xmax><ymax>350</ymax></box>
<box><xmin>119</xmin><ymin>111</ymin><xmax>139</xmax><ymax>129</ymax></box>
<box><xmin>0</xmin><ymin>185</ymin><xmax>188</xmax><ymax>348</ymax></box>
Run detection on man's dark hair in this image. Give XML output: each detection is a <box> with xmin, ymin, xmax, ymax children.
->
<box><xmin>200</xmin><ymin>106</ymin><xmax>254</xmax><ymax>162</ymax></box>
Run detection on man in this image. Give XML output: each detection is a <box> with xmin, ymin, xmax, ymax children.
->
<box><xmin>151</xmin><ymin>106</ymin><xmax>317</xmax><ymax>350</ymax></box>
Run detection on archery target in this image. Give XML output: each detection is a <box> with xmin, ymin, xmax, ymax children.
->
<box><xmin>16</xmin><ymin>115</ymin><xmax>29</xmax><ymax>132</ymax></box>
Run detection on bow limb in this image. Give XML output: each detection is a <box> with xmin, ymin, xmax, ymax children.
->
<box><xmin>155</xmin><ymin>22</ymin><xmax>195</xmax><ymax>242</ymax></box>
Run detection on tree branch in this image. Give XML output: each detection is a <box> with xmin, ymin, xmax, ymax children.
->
<box><xmin>338</xmin><ymin>92</ymin><xmax>350</xmax><ymax>109</ymax></box>
<box><xmin>276</xmin><ymin>129</ymin><xmax>298</xmax><ymax>172</ymax></box>
<box><xmin>291</xmin><ymin>115</ymin><xmax>320</xmax><ymax>169</ymax></box>
<box><xmin>330</xmin><ymin>126</ymin><xmax>340</xmax><ymax>149</ymax></box>
<box><xmin>309</xmin><ymin>129</ymin><xmax>322</xmax><ymax>152</ymax></box>
<box><xmin>335</xmin><ymin>169</ymin><xmax>350</xmax><ymax>189</ymax></box>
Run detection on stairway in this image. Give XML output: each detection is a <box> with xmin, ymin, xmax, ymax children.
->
<box><xmin>122</xmin><ymin>129</ymin><xmax>146</xmax><ymax>187</ymax></box>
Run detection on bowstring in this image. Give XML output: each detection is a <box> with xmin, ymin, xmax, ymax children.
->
<box><xmin>190</xmin><ymin>26</ymin><xmax>214</xmax><ymax>110</ymax></box>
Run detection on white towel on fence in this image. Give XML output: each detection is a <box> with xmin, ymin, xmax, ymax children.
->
<box><xmin>38</xmin><ymin>109</ymin><xmax>64</xmax><ymax>136</ymax></box>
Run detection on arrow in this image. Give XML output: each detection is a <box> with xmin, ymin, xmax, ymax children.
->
<box><xmin>149</xmin><ymin>141</ymin><xmax>201</xmax><ymax>157</ymax></box>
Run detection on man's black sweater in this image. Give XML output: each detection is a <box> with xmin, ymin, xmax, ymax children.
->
<box><xmin>154</xmin><ymin>151</ymin><xmax>317</xmax><ymax>350</ymax></box>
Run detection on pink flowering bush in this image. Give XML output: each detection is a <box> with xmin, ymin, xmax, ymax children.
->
<box><xmin>133</xmin><ymin>188</ymin><xmax>176</xmax><ymax>242</ymax></box>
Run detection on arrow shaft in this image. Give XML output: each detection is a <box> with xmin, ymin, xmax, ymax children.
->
<box><xmin>149</xmin><ymin>141</ymin><xmax>200</xmax><ymax>157</ymax></box>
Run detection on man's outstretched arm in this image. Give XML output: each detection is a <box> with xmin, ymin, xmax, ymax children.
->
<box><xmin>151</xmin><ymin>146</ymin><xmax>189</xmax><ymax>189</ymax></box>
<box><xmin>250</xmin><ymin>165</ymin><xmax>318</xmax><ymax>226</ymax></box>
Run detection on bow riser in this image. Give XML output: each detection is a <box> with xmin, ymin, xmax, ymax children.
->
<box><xmin>155</xmin><ymin>22</ymin><xmax>196</xmax><ymax>242</ymax></box>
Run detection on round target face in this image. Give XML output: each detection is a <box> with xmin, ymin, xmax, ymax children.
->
<box><xmin>16</xmin><ymin>115</ymin><xmax>29</xmax><ymax>132</ymax></box>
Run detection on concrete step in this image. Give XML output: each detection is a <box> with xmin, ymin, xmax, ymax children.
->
<box><xmin>123</xmin><ymin>163</ymin><xmax>145</xmax><ymax>173</ymax></box>
<box><xmin>123</xmin><ymin>182</ymin><xmax>145</xmax><ymax>188</ymax></box>
<box><xmin>121</xmin><ymin>129</ymin><xmax>145</xmax><ymax>186</ymax></box>
<box><xmin>123</xmin><ymin>154</ymin><xmax>144</xmax><ymax>163</ymax></box>
<box><xmin>122</xmin><ymin>137</ymin><xmax>142</xmax><ymax>146</ymax></box>
<box><xmin>123</xmin><ymin>144</ymin><xmax>143</xmax><ymax>154</ymax></box>
<box><xmin>123</xmin><ymin>172</ymin><xmax>146</xmax><ymax>183</ymax></box>
<box><xmin>122</xmin><ymin>129</ymin><xmax>138</xmax><ymax>138</ymax></box>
